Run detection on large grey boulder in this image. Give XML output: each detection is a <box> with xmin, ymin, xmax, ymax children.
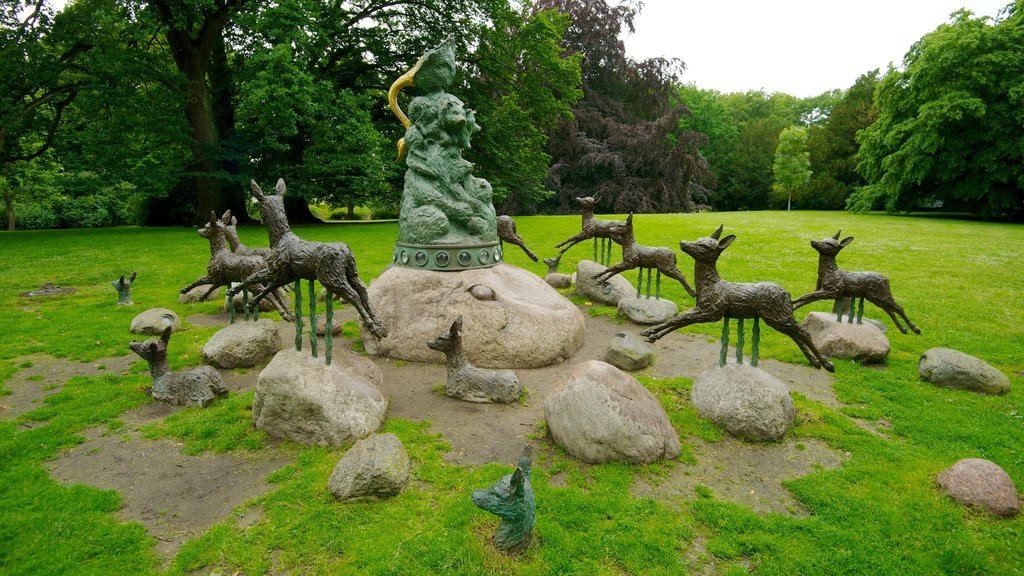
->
<box><xmin>202</xmin><ymin>319</ymin><xmax>283</xmax><ymax>369</ymax></box>
<box><xmin>362</xmin><ymin>263</ymin><xmax>584</xmax><ymax>368</ymax></box>
<box><xmin>691</xmin><ymin>364</ymin><xmax>795</xmax><ymax>441</ymax></box>
<box><xmin>604</xmin><ymin>332</ymin><xmax>654</xmax><ymax>371</ymax></box>
<box><xmin>328</xmin><ymin>433</ymin><xmax>411</xmax><ymax>501</ymax></box>
<box><xmin>130</xmin><ymin>308</ymin><xmax>182</xmax><ymax>335</ymax></box>
<box><xmin>574</xmin><ymin>260</ymin><xmax>634</xmax><ymax>306</ymax></box>
<box><xmin>617</xmin><ymin>296</ymin><xmax>679</xmax><ymax>325</ymax></box>
<box><xmin>919</xmin><ymin>348</ymin><xmax>1010</xmax><ymax>395</ymax></box>
<box><xmin>253</xmin><ymin>349</ymin><xmax>387</xmax><ymax>446</ymax></box>
<box><xmin>936</xmin><ymin>458</ymin><xmax>1020</xmax><ymax>517</ymax></box>
<box><xmin>802</xmin><ymin>311</ymin><xmax>890</xmax><ymax>363</ymax></box>
<box><xmin>545</xmin><ymin>360</ymin><xmax>680</xmax><ymax>464</ymax></box>
<box><xmin>179</xmin><ymin>284</ymin><xmax>221</xmax><ymax>304</ymax></box>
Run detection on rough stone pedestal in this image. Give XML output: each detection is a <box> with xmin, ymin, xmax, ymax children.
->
<box><xmin>691</xmin><ymin>363</ymin><xmax>795</xmax><ymax>441</ymax></box>
<box><xmin>202</xmin><ymin>319</ymin><xmax>283</xmax><ymax>368</ymax></box>
<box><xmin>545</xmin><ymin>360</ymin><xmax>680</xmax><ymax>464</ymax></box>
<box><xmin>574</xmin><ymin>260</ymin><xmax>633</xmax><ymax>306</ymax></box>
<box><xmin>617</xmin><ymin>296</ymin><xmax>679</xmax><ymax>325</ymax></box>
<box><xmin>328</xmin><ymin>433</ymin><xmax>411</xmax><ymax>501</ymax></box>
<box><xmin>362</xmin><ymin>264</ymin><xmax>584</xmax><ymax>369</ymax></box>
<box><xmin>802</xmin><ymin>311</ymin><xmax>890</xmax><ymax>363</ymax></box>
<box><xmin>253</xmin><ymin>349</ymin><xmax>387</xmax><ymax>447</ymax></box>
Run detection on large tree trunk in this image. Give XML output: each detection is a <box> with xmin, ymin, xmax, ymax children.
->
<box><xmin>4</xmin><ymin>190</ymin><xmax>13</xmax><ymax>231</ymax></box>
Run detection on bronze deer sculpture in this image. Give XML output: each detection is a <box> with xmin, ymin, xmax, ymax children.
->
<box><xmin>792</xmin><ymin>231</ymin><xmax>920</xmax><ymax>334</ymax></box>
<box><xmin>496</xmin><ymin>215</ymin><xmax>539</xmax><ymax>262</ymax></box>
<box><xmin>180</xmin><ymin>211</ymin><xmax>293</xmax><ymax>322</ymax></box>
<box><xmin>591</xmin><ymin>213</ymin><xmax>696</xmax><ymax>298</ymax></box>
<box><xmin>221</xmin><ymin>211</ymin><xmax>271</xmax><ymax>259</ymax></box>
<box><xmin>641</xmin><ymin>226</ymin><xmax>834</xmax><ymax>372</ymax></box>
<box><xmin>228</xmin><ymin>179</ymin><xmax>386</xmax><ymax>365</ymax></box>
<box><xmin>554</xmin><ymin>196</ymin><xmax>621</xmax><ymax>265</ymax></box>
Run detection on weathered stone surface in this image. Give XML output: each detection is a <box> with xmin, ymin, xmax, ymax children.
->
<box><xmin>617</xmin><ymin>296</ymin><xmax>679</xmax><ymax>325</ymax></box>
<box><xmin>253</xmin><ymin>349</ymin><xmax>387</xmax><ymax>446</ymax></box>
<box><xmin>202</xmin><ymin>319</ymin><xmax>282</xmax><ymax>369</ymax></box>
<box><xmin>328</xmin><ymin>433</ymin><xmax>411</xmax><ymax>501</ymax></box>
<box><xmin>691</xmin><ymin>364</ymin><xmax>795</xmax><ymax>441</ymax></box>
<box><xmin>362</xmin><ymin>263</ymin><xmax>584</xmax><ymax>368</ymax></box>
<box><xmin>544</xmin><ymin>272</ymin><xmax>571</xmax><ymax>290</ymax></box>
<box><xmin>802</xmin><ymin>311</ymin><xmax>890</xmax><ymax>363</ymax></box>
<box><xmin>179</xmin><ymin>284</ymin><xmax>221</xmax><ymax>304</ymax></box>
<box><xmin>574</xmin><ymin>260</ymin><xmax>633</xmax><ymax>306</ymax></box>
<box><xmin>130</xmin><ymin>308</ymin><xmax>182</xmax><ymax>335</ymax></box>
<box><xmin>604</xmin><ymin>332</ymin><xmax>654</xmax><ymax>371</ymax></box>
<box><xmin>919</xmin><ymin>348</ymin><xmax>1010</xmax><ymax>395</ymax></box>
<box><xmin>545</xmin><ymin>360</ymin><xmax>680</xmax><ymax>464</ymax></box>
<box><xmin>936</xmin><ymin>458</ymin><xmax>1021</xmax><ymax>517</ymax></box>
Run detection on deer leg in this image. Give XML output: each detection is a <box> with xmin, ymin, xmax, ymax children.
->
<box><xmin>343</xmin><ymin>265</ymin><xmax>388</xmax><ymax>339</ymax></box>
<box><xmin>771</xmin><ymin>318</ymin><xmax>834</xmax><ymax>372</ymax></box>
<box><xmin>658</xmin><ymin>266</ymin><xmax>696</xmax><ymax>298</ymax></box>
<box><xmin>229</xmin><ymin>269</ymin><xmax>272</xmax><ymax>298</ymax></box>
<box><xmin>198</xmin><ymin>282</ymin><xmax>225</xmax><ymax>302</ymax></box>
<box><xmin>555</xmin><ymin>232</ymin><xmax>590</xmax><ymax>252</ymax></box>
<box><xmin>792</xmin><ymin>289</ymin><xmax>833</xmax><ymax>310</ymax></box>
<box><xmin>325</xmin><ymin>279</ymin><xmax>387</xmax><ymax>339</ymax></box>
<box><xmin>866</xmin><ymin>296</ymin><xmax>912</xmax><ymax>334</ymax></box>
<box><xmin>181</xmin><ymin>275</ymin><xmax>215</xmax><ymax>295</ymax></box>
<box><xmin>266</xmin><ymin>289</ymin><xmax>294</xmax><ymax>322</ymax></box>
<box><xmin>592</xmin><ymin>261</ymin><xmax>632</xmax><ymax>283</ymax></box>
<box><xmin>640</xmin><ymin>308</ymin><xmax>721</xmax><ymax>342</ymax></box>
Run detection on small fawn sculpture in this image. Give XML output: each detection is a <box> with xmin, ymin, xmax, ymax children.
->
<box><xmin>542</xmin><ymin>254</ymin><xmax>572</xmax><ymax>289</ymax></box>
<box><xmin>641</xmin><ymin>226</ymin><xmax>834</xmax><ymax>372</ymax></box>
<box><xmin>554</xmin><ymin>196</ymin><xmax>620</xmax><ymax>265</ymax></box>
<box><xmin>792</xmin><ymin>231</ymin><xmax>920</xmax><ymax>335</ymax></box>
<box><xmin>471</xmin><ymin>446</ymin><xmax>535</xmax><ymax>553</ymax></box>
<box><xmin>112</xmin><ymin>272</ymin><xmax>137</xmax><ymax>305</ymax></box>
<box><xmin>222</xmin><ymin>211</ymin><xmax>272</xmax><ymax>259</ymax></box>
<box><xmin>496</xmin><ymin>215</ymin><xmax>539</xmax><ymax>262</ymax></box>
<box><xmin>229</xmin><ymin>179</ymin><xmax>386</xmax><ymax>365</ymax></box>
<box><xmin>129</xmin><ymin>327</ymin><xmax>227</xmax><ymax>407</ymax></box>
<box><xmin>180</xmin><ymin>211</ymin><xmax>293</xmax><ymax>322</ymax></box>
<box><xmin>427</xmin><ymin>316</ymin><xmax>523</xmax><ymax>403</ymax></box>
<box><xmin>592</xmin><ymin>213</ymin><xmax>696</xmax><ymax>298</ymax></box>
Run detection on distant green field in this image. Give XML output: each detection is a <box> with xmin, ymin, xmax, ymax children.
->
<box><xmin>0</xmin><ymin>211</ymin><xmax>1021</xmax><ymax>575</ymax></box>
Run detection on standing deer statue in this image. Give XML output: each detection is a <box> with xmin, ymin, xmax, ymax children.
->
<box><xmin>591</xmin><ymin>214</ymin><xmax>696</xmax><ymax>298</ymax></box>
<box><xmin>228</xmin><ymin>179</ymin><xmax>386</xmax><ymax>365</ymax></box>
<box><xmin>641</xmin><ymin>226</ymin><xmax>834</xmax><ymax>372</ymax></box>
<box><xmin>496</xmin><ymin>215</ymin><xmax>538</xmax><ymax>262</ymax></box>
<box><xmin>554</xmin><ymin>196</ymin><xmax>621</xmax><ymax>265</ymax></box>
<box><xmin>180</xmin><ymin>211</ymin><xmax>293</xmax><ymax>322</ymax></box>
<box><xmin>427</xmin><ymin>316</ymin><xmax>523</xmax><ymax>403</ymax></box>
<box><xmin>792</xmin><ymin>231</ymin><xmax>920</xmax><ymax>334</ymax></box>
<box><xmin>129</xmin><ymin>327</ymin><xmax>227</xmax><ymax>407</ymax></box>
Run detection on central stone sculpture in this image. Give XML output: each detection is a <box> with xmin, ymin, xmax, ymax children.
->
<box><xmin>388</xmin><ymin>40</ymin><xmax>500</xmax><ymax>270</ymax></box>
<box><xmin>363</xmin><ymin>39</ymin><xmax>584</xmax><ymax>368</ymax></box>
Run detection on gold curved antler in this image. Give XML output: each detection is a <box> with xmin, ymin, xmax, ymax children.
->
<box><xmin>388</xmin><ymin>56</ymin><xmax>426</xmax><ymax>162</ymax></box>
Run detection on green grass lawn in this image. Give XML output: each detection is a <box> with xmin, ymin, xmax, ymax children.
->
<box><xmin>0</xmin><ymin>211</ymin><xmax>1021</xmax><ymax>575</ymax></box>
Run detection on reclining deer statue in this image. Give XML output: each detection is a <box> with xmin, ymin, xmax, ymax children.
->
<box><xmin>592</xmin><ymin>213</ymin><xmax>696</xmax><ymax>299</ymax></box>
<box><xmin>641</xmin><ymin>226</ymin><xmax>834</xmax><ymax>372</ymax></box>
<box><xmin>228</xmin><ymin>179</ymin><xmax>386</xmax><ymax>365</ymax></box>
<box><xmin>427</xmin><ymin>316</ymin><xmax>522</xmax><ymax>403</ymax></box>
<box><xmin>554</xmin><ymin>196</ymin><xmax>621</xmax><ymax>265</ymax></box>
<box><xmin>129</xmin><ymin>327</ymin><xmax>227</xmax><ymax>407</ymax></box>
<box><xmin>180</xmin><ymin>211</ymin><xmax>293</xmax><ymax>322</ymax></box>
<box><xmin>792</xmin><ymin>230</ymin><xmax>920</xmax><ymax>334</ymax></box>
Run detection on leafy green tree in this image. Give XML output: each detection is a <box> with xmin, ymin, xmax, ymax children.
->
<box><xmin>854</xmin><ymin>3</ymin><xmax>1024</xmax><ymax>220</ymax></box>
<box><xmin>772</xmin><ymin>126</ymin><xmax>811</xmax><ymax>210</ymax></box>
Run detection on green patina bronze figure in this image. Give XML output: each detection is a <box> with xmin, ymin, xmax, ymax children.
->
<box><xmin>388</xmin><ymin>39</ymin><xmax>500</xmax><ymax>270</ymax></box>
<box><xmin>471</xmin><ymin>446</ymin><xmax>535</xmax><ymax>553</ymax></box>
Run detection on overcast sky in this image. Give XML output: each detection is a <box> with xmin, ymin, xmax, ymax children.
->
<box><xmin>621</xmin><ymin>0</ymin><xmax>1012</xmax><ymax>97</ymax></box>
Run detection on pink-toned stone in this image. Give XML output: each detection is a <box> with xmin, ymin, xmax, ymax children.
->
<box><xmin>936</xmin><ymin>458</ymin><xmax>1021</xmax><ymax>517</ymax></box>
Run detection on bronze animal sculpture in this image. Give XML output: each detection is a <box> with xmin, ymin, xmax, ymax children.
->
<box><xmin>554</xmin><ymin>196</ymin><xmax>620</xmax><ymax>265</ymax></box>
<box><xmin>222</xmin><ymin>211</ymin><xmax>272</xmax><ymax>259</ymax></box>
<box><xmin>180</xmin><ymin>211</ymin><xmax>293</xmax><ymax>323</ymax></box>
<box><xmin>496</xmin><ymin>215</ymin><xmax>538</xmax><ymax>262</ymax></box>
<box><xmin>471</xmin><ymin>446</ymin><xmax>535</xmax><ymax>553</ymax></box>
<box><xmin>793</xmin><ymin>231</ymin><xmax>920</xmax><ymax>335</ymax></box>
<box><xmin>641</xmin><ymin>226</ymin><xmax>834</xmax><ymax>372</ymax></box>
<box><xmin>542</xmin><ymin>254</ymin><xmax>572</xmax><ymax>289</ymax></box>
<box><xmin>592</xmin><ymin>213</ymin><xmax>696</xmax><ymax>298</ymax></box>
<box><xmin>229</xmin><ymin>179</ymin><xmax>386</xmax><ymax>366</ymax></box>
<box><xmin>112</xmin><ymin>272</ymin><xmax>137</xmax><ymax>305</ymax></box>
<box><xmin>129</xmin><ymin>327</ymin><xmax>227</xmax><ymax>407</ymax></box>
<box><xmin>427</xmin><ymin>316</ymin><xmax>523</xmax><ymax>403</ymax></box>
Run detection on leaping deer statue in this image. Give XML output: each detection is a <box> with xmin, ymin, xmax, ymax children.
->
<box><xmin>641</xmin><ymin>226</ymin><xmax>834</xmax><ymax>372</ymax></box>
<box><xmin>228</xmin><ymin>179</ymin><xmax>386</xmax><ymax>365</ymax></box>
<box><xmin>792</xmin><ymin>231</ymin><xmax>920</xmax><ymax>334</ymax></box>
<box><xmin>591</xmin><ymin>213</ymin><xmax>696</xmax><ymax>299</ymax></box>
<box><xmin>554</xmin><ymin>196</ymin><xmax>621</xmax><ymax>265</ymax></box>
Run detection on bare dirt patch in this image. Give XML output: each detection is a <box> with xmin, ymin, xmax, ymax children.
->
<box><xmin>0</xmin><ymin>354</ymin><xmax>137</xmax><ymax>422</ymax></box>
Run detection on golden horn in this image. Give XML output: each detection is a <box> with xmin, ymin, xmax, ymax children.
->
<box><xmin>388</xmin><ymin>56</ymin><xmax>426</xmax><ymax>162</ymax></box>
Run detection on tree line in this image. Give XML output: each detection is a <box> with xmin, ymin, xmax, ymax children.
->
<box><xmin>3</xmin><ymin>0</ymin><xmax>1021</xmax><ymax>230</ymax></box>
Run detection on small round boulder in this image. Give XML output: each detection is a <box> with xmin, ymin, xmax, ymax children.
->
<box><xmin>936</xmin><ymin>458</ymin><xmax>1020</xmax><ymax>517</ymax></box>
<box><xmin>130</xmin><ymin>308</ymin><xmax>182</xmax><ymax>335</ymax></box>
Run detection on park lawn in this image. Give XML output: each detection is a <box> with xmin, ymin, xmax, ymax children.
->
<box><xmin>0</xmin><ymin>211</ymin><xmax>1021</xmax><ymax>575</ymax></box>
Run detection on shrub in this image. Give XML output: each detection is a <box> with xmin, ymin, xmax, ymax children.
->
<box><xmin>14</xmin><ymin>203</ymin><xmax>59</xmax><ymax>230</ymax></box>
